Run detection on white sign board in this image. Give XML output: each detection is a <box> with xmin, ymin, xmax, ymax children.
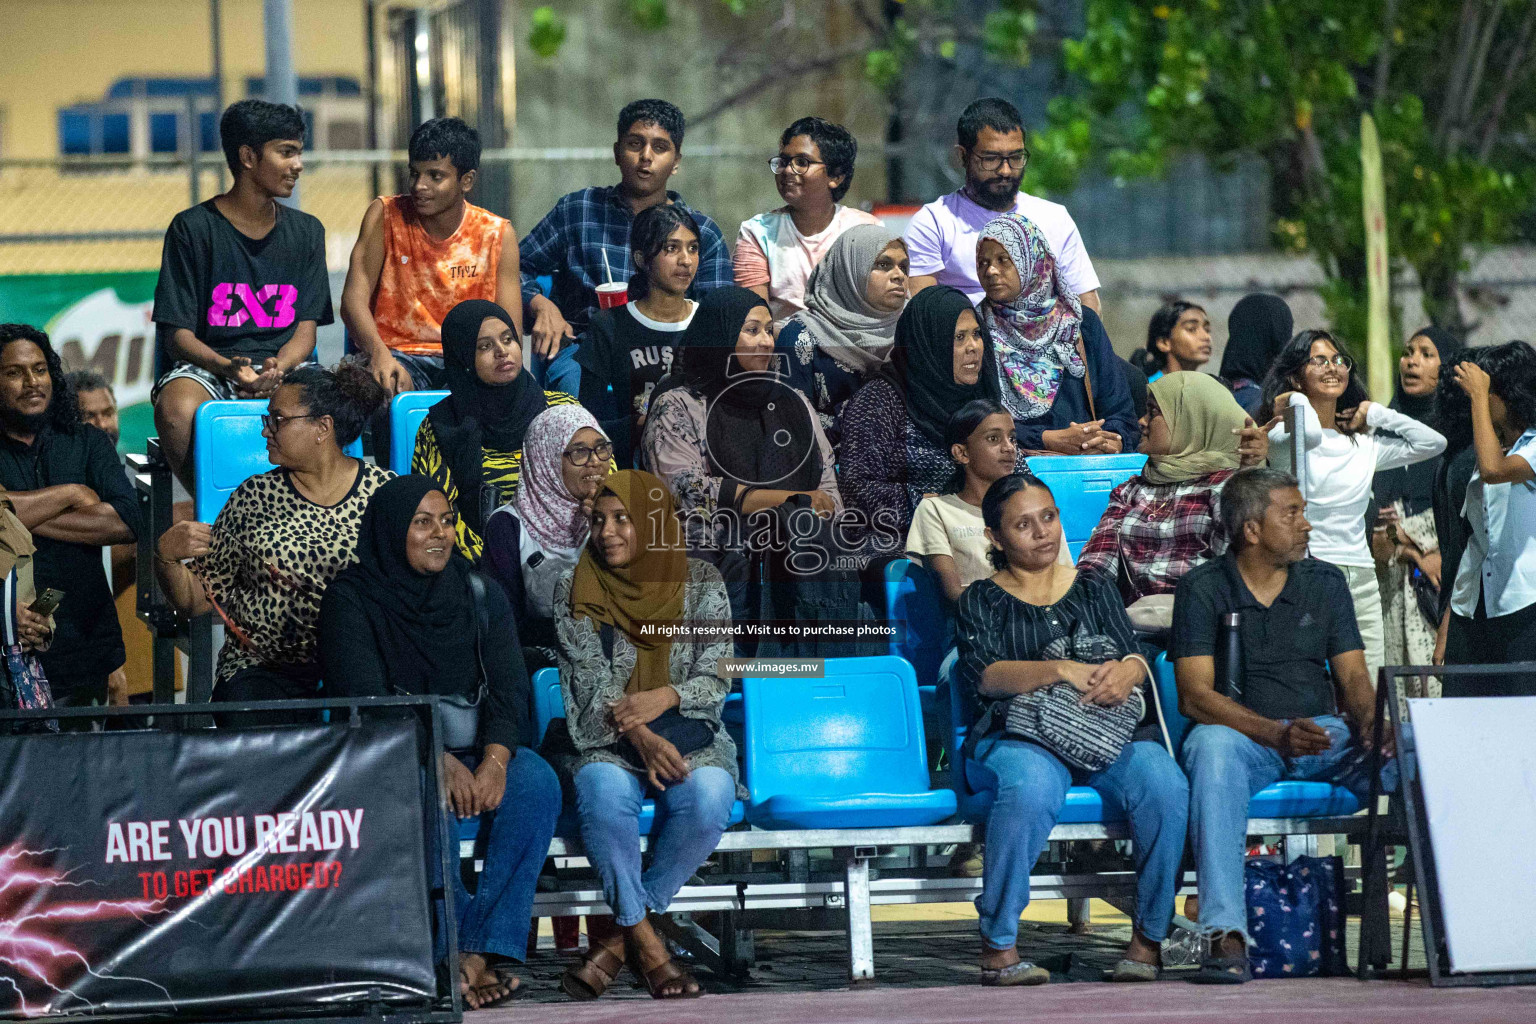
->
<box><xmin>1411</xmin><ymin>695</ymin><xmax>1536</xmax><ymax>973</ymax></box>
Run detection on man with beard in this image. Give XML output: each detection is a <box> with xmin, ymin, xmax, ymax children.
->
<box><xmin>0</xmin><ymin>326</ymin><xmax>138</xmax><ymax>716</ymax></box>
<box><xmin>903</xmin><ymin>97</ymin><xmax>1101</xmax><ymax>312</ymax></box>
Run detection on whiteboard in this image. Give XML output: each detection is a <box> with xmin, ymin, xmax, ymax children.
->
<box><xmin>1411</xmin><ymin>696</ymin><xmax>1536</xmax><ymax>973</ymax></box>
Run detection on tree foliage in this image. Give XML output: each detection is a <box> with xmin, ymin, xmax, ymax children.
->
<box><xmin>1032</xmin><ymin>0</ymin><xmax>1536</xmax><ymax>341</ymax></box>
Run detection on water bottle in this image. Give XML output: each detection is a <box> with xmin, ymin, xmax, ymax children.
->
<box><xmin>1220</xmin><ymin>612</ymin><xmax>1243</xmax><ymax>699</ymax></box>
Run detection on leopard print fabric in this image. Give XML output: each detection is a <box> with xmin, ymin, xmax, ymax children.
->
<box><xmin>195</xmin><ymin>463</ymin><xmax>394</xmax><ymax>686</ymax></box>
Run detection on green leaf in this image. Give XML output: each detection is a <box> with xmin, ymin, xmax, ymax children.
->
<box><xmin>865</xmin><ymin>49</ymin><xmax>903</xmax><ymax>90</ymax></box>
<box><xmin>527</xmin><ymin>6</ymin><xmax>566</xmax><ymax>58</ymax></box>
<box><xmin>628</xmin><ymin>0</ymin><xmax>670</xmax><ymax>31</ymax></box>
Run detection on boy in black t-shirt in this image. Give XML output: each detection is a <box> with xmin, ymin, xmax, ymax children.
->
<box><xmin>151</xmin><ymin>100</ymin><xmax>333</xmax><ymax>490</ymax></box>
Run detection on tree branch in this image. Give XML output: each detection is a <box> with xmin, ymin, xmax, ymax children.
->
<box><xmin>1438</xmin><ymin>0</ymin><xmax>1483</xmax><ymax>150</ymax></box>
<box><xmin>1478</xmin><ymin>0</ymin><xmax>1536</xmax><ymax>160</ymax></box>
<box><xmin>1374</xmin><ymin>0</ymin><xmax>1399</xmax><ymax>102</ymax></box>
<box><xmin>688</xmin><ymin>43</ymin><xmax>874</xmax><ymax>127</ymax></box>
<box><xmin>1447</xmin><ymin>0</ymin><xmax>1507</xmax><ymax>153</ymax></box>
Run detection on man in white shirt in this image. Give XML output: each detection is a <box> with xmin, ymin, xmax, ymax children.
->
<box><xmin>904</xmin><ymin>97</ymin><xmax>1101</xmax><ymax>313</ymax></box>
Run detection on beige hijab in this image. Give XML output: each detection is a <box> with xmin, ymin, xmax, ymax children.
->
<box><xmin>1142</xmin><ymin>372</ymin><xmax>1247</xmax><ymax>485</ymax></box>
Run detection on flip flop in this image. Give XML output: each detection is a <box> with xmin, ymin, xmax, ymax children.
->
<box><xmin>979</xmin><ymin>960</ymin><xmax>1049</xmax><ymax>986</ymax></box>
<box><xmin>1108</xmin><ymin>958</ymin><xmax>1160</xmax><ymax>982</ymax></box>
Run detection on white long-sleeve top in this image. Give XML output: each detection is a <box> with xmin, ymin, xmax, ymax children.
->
<box><xmin>1268</xmin><ymin>392</ymin><xmax>1447</xmax><ymax>567</ymax></box>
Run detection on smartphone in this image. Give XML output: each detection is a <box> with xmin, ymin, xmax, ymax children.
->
<box><xmin>29</xmin><ymin>589</ymin><xmax>64</xmax><ymax>617</ymax></box>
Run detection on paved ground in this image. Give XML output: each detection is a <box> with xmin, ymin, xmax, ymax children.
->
<box><xmin>477</xmin><ymin>900</ymin><xmax>1487</xmax><ymax>1021</ymax></box>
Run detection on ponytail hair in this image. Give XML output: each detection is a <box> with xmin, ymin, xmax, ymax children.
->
<box><xmin>281</xmin><ymin>360</ymin><xmax>388</xmax><ymax>447</ymax></box>
<box><xmin>981</xmin><ymin>473</ymin><xmax>1054</xmax><ymax>571</ymax></box>
<box><xmin>627</xmin><ymin>203</ymin><xmax>702</xmax><ymax>302</ymax></box>
<box><xmin>1144</xmin><ymin>299</ymin><xmax>1205</xmax><ymax>376</ymax></box>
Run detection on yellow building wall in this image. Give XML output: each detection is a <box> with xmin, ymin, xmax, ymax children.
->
<box><xmin>0</xmin><ymin>0</ymin><xmax>367</xmax><ymax>160</ymax></box>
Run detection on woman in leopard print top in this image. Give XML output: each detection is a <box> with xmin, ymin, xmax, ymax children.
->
<box><xmin>154</xmin><ymin>363</ymin><xmax>391</xmax><ymax>723</ymax></box>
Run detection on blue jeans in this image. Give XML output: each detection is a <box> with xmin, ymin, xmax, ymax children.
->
<box><xmin>573</xmin><ymin>762</ymin><xmax>735</xmax><ymax>927</ymax></box>
<box><xmin>434</xmin><ymin>748</ymin><xmax>562</xmax><ymax>961</ymax></box>
<box><xmin>394</xmin><ymin>353</ymin><xmax>446</xmax><ymax>391</ymax></box>
<box><xmin>966</xmin><ymin>735</ymin><xmax>1189</xmax><ymax>950</ymax></box>
<box><xmin>1181</xmin><ymin>715</ymin><xmax>1398</xmax><ymax>939</ymax></box>
<box><xmin>537</xmin><ymin>343</ymin><xmax>581</xmax><ymax>398</ymax></box>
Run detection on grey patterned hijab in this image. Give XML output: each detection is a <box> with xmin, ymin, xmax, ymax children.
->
<box><xmin>793</xmin><ymin>224</ymin><xmax>906</xmax><ymax>375</ymax></box>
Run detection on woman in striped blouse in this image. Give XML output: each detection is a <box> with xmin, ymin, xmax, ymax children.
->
<box><xmin>955</xmin><ymin>474</ymin><xmax>1188</xmax><ymax>985</ymax></box>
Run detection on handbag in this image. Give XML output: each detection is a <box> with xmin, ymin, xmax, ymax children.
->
<box><xmin>1</xmin><ymin>569</ymin><xmax>54</xmax><ymax>731</ymax></box>
<box><xmin>1004</xmin><ymin>682</ymin><xmax>1144</xmax><ymax>772</ymax></box>
<box><xmin>434</xmin><ymin>572</ymin><xmax>492</xmax><ymax>751</ymax></box>
<box><xmin>999</xmin><ymin>613</ymin><xmax>1144</xmax><ymax>772</ymax></box>
<box><xmin>1246</xmin><ymin>855</ymin><xmax>1349</xmax><ymax>978</ymax></box>
<box><xmin>596</xmin><ymin>622</ymin><xmax>718</xmax><ymax>767</ymax></box>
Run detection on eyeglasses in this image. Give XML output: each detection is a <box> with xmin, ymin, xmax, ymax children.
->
<box><xmin>769</xmin><ymin>155</ymin><xmax>825</xmax><ymax>175</ymax></box>
<box><xmin>261</xmin><ymin>412</ymin><xmax>319</xmax><ymax>431</ymax></box>
<box><xmin>970</xmin><ymin>148</ymin><xmax>1029</xmax><ymax>172</ymax></box>
<box><xmin>1306</xmin><ymin>354</ymin><xmax>1354</xmax><ymax>370</ymax></box>
<box><xmin>564</xmin><ymin>440</ymin><xmax>615</xmax><ymax>466</ymax></box>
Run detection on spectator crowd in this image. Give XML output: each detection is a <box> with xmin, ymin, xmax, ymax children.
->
<box><xmin>1</xmin><ymin>93</ymin><xmax>1533</xmax><ymax>1005</ymax></box>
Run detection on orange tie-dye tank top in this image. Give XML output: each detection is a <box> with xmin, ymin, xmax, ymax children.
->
<box><xmin>371</xmin><ymin>196</ymin><xmax>509</xmax><ymax>355</ymax></box>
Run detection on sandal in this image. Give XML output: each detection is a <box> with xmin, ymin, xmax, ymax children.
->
<box><xmin>633</xmin><ymin>955</ymin><xmax>703</xmax><ymax>999</ymax></box>
<box><xmin>461</xmin><ymin>957</ymin><xmax>521</xmax><ymax>1009</ymax></box>
<box><xmin>1108</xmin><ymin>958</ymin><xmax>1160</xmax><ymax>982</ymax></box>
<box><xmin>559</xmin><ymin>943</ymin><xmax>624</xmax><ymax>1001</ymax></box>
<box><xmin>979</xmin><ymin>960</ymin><xmax>1049</xmax><ymax>986</ymax></box>
<box><xmin>1190</xmin><ymin>932</ymin><xmax>1251</xmax><ymax>985</ymax></box>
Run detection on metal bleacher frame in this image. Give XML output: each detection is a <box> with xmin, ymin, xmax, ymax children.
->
<box><xmin>132</xmin><ymin>400</ymin><xmax>1402</xmax><ymax>983</ymax></box>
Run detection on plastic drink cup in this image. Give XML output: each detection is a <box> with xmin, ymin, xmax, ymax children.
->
<box><xmin>596</xmin><ymin>281</ymin><xmax>628</xmax><ymax>309</ymax></box>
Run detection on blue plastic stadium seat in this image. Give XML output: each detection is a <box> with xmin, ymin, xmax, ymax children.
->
<box><xmin>193</xmin><ymin>400</ymin><xmax>364</xmax><ymax>523</ymax></box>
<box><xmin>389</xmin><ymin>391</ymin><xmax>448</xmax><ymax>475</ymax></box>
<box><xmin>1151</xmin><ymin>652</ymin><xmax>1362</xmax><ymax>818</ymax></box>
<box><xmin>1025</xmin><ymin>454</ymin><xmax>1147</xmax><ymax>561</ymax></box>
<box><xmin>743</xmin><ymin>656</ymin><xmax>956</xmax><ymax>829</ymax></box>
<box><xmin>883</xmin><ymin>559</ymin><xmax>951</xmax><ymax>710</ymax></box>
<box><xmin>530</xmin><ymin>667</ymin><xmax>745</xmax><ymax>838</ymax></box>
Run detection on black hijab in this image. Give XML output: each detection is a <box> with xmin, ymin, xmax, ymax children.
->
<box><xmin>332</xmin><ymin>474</ymin><xmax>478</xmax><ymax>697</ymax></box>
<box><xmin>1220</xmin><ymin>293</ymin><xmax>1293</xmax><ymax>384</ymax></box>
<box><xmin>890</xmin><ymin>286</ymin><xmax>1002</xmax><ymax>447</ymax></box>
<box><xmin>670</xmin><ymin>286</ymin><xmax>823</xmax><ymax>492</ymax></box>
<box><xmin>1377</xmin><ymin>326</ymin><xmax>1464</xmax><ymax>515</ymax></box>
<box><xmin>428</xmin><ymin>299</ymin><xmax>547</xmax><ymax>535</ymax></box>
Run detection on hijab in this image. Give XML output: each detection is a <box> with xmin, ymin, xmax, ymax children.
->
<box><xmin>513</xmin><ymin>405</ymin><xmax>607</xmax><ymax>553</ymax></box>
<box><xmin>975</xmin><ymin>213</ymin><xmax>1085</xmax><ymax>421</ymax></box>
<box><xmin>890</xmin><ymin>285</ymin><xmax>1003</xmax><ymax>447</ymax></box>
<box><xmin>332</xmin><ymin>474</ymin><xmax>477</xmax><ymax>697</ymax></box>
<box><xmin>429</xmin><ymin>299</ymin><xmax>548</xmax><ymax>536</ymax></box>
<box><xmin>1220</xmin><ymin>293</ymin><xmax>1293</xmax><ymax>384</ymax></box>
<box><xmin>795</xmin><ymin>225</ymin><xmax>905</xmax><ymax>374</ymax></box>
<box><xmin>1378</xmin><ymin>326</ymin><xmax>1464</xmax><ymax>515</ymax></box>
<box><xmin>1142</xmin><ymin>372</ymin><xmax>1246</xmax><ymax>485</ymax></box>
<box><xmin>569</xmin><ymin>470</ymin><xmax>687</xmax><ymax>693</ymax></box>
<box><xmin>669</xmin><ymin>286</ymin><xmax>823</xmax><ymax>492</ymax></box>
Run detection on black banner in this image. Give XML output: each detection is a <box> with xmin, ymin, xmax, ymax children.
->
<box><xmin>0</xmin><ymin>719</ymin><xmax>436</xmax><ymax>1017</ymax></box>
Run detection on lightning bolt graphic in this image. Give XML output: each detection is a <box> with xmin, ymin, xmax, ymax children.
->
<box><xmin>0</xmin><ymin>845</ymin><xmax>173</xmax><ymax>1017</ymax></box>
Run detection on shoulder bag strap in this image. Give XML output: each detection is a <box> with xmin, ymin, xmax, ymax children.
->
<box><xmin>1075</xmin><ymin>332</ymin><xmax>1097</xmax><ymax>423</ymax></box>
<box><xmin>465</xmin><ymin>571</ymin><xmax>491</xmax><ymax>703</ymax></box>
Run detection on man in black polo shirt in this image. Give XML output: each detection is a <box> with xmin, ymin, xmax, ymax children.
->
<box><xmin>1172</xmin><ymin>467</ymin><xmax>1394</xmax><ymax>983</ymax></box>
<box><xmin>0</xmin><ymin>325</ymin><xmax>138</xmax><ymax>717</ymax></box>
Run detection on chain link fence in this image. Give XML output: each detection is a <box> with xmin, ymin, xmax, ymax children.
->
<box><xmin>3</xmin><ymin>152</ymin><xmax>1534</xmax><ymax>357</ymax></box>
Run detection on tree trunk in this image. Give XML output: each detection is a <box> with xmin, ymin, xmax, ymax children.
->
<box><xmin>1417</xmin><ymin>256</ymin><xmax>1471</xmax><ymax>338</ymax></box>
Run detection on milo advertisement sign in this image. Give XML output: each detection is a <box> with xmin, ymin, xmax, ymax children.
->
<box><xmin>0</xmin><ymin>272</ymin><xmax>159</xmax><ymax>456</ymax></box>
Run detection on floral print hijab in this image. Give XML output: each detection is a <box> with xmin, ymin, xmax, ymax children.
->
<box><xmin>976</xmin><ymin>212</ymin><xmax>1085</xmax><ymax>420</ymax></box>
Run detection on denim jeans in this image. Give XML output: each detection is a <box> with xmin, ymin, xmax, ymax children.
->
<box><xmin>1181</xmin><ymin>715</ymin><xmax>1398</xmax><ymax>939</ymax></box>
<box><xmin>965</xmin><ymin>735</ymin><xmax>1189</xmax><ymax>951</ymax></box>
<box><xmin>573</xmin><ymin>761</ymin><xmax>735</xmax><ymax>927</ymax></box>
<box><xmin>537</xmin><ymin>343</ymin><xmax>581</xmax><ymax>398</ymax></box>
<box><xmin>433</xmin><ymin>747</ymin><xmax>562</xmax><ymax>962</ymax></box>
<box><xmin>393</xmin><ymin>353</ymin><xmax>446</xmax><ymax>391</ymax></box>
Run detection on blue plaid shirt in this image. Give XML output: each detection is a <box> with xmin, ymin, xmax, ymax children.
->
<box><xmin>518</xmin><ymin>185</ymin><xmax>731</xmax><ymax>334</ymax></box>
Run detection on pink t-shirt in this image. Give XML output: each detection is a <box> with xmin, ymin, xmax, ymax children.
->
<box><xmin>734</xmin><ymin>205</ymin><xmax>884</xmax><ymax>326</ymax></box>
<box><xmin>902</xmin><ymin>189</ymin><xmax>1100</xmax><ymax>305</ymax></box>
